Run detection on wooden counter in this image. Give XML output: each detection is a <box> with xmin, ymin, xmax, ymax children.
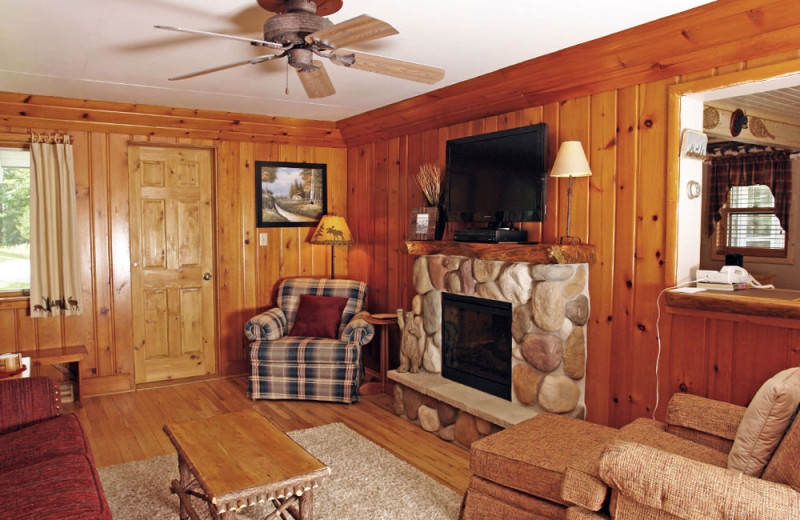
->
<box><xmin>660</xmin><ymin>288</ymin><xmax>800</xmax><ymax>411</ymax></box>
<box><xmin>665</xmin><ymin>288</ymin><xmax>800</xmax><ymax>321</ymax></box>
<box><xmin>405</xmin><ymin>241</ymin><xmax>596</xmax><ymax>264</ymax></box>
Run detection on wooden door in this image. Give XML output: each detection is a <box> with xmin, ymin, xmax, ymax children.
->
<box><xmin>128</xmin><ymin>145</ymin><xmax>216</xmax><ymax>384</ymax></box>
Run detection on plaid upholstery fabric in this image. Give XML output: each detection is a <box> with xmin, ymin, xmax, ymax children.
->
<box><xmin>0</xmin><ymin>376</ymin><xmax>62</xmax><ymax>435</ymax></box>
<box><xmin>277</xmin><ymin>277</ymin><xmax>367</xmax><ymax>336</ymax></box>
<box><xmin>707</xmin><ymin>150</ymin><xmax>792</xmax><ymax>237</ymax></box>
<box><xmin>244</xmin><ymin>307</ymin><xmax>287</xmax><ymax>341</ymax></box>
<box><xmin>600</xmin><ymin>440</ymin><xmax>800</xmax><ymax>519</ymax></box>
<box><xmin>246</xmin><ymin>278</ymin><xmax>371</xmax><ymax>404</ymax></box>
<box><xmin>251</xmin><ymin>337</ymin><xmax>359</xmax><ymax>364</ymax></box>
<box><xmin>248</xmin><ymin>359</ymin><xmax>360</xmax><ymax>404</ymax></box>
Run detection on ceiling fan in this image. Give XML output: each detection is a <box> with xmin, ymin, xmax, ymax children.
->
<box><xmin>155</xmin><ymin>0</ymin><xmax>445</xmax><ymax>98</ymax></box>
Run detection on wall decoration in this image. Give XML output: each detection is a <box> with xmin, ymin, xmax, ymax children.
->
<box><xmin>680</xmin><ymin>129</ymin><xmax>708</xmax><ymax>159</ymax></box>
<box><xmin>256</xmin><ymin>161</ymin><xmax>327</xmax><ymax>227</ymax></box>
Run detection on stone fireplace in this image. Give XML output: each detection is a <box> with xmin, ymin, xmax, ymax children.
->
<box><xmin>389</xmin><ymin>241</ymin><xmax>594</xmax><ymax>447</ymax></box>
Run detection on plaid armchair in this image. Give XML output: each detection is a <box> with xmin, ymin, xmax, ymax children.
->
<box><xmin>244</xmin><ymin>278</ymin><xmax>374</xmax><ymax>404</ymax></box>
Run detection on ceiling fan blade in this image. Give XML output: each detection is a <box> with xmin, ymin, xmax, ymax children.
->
<box><xmin>296</xmin><ymin>62</ymin><xmax>336</xmax><ymax>98</ymax></box>
<box><xmin>331</xmin><ymin>50</ymin><xmax>445</xmax><ymax>84</ymax></box>
<box><xmin>168</xmin><ymin>54</ymin><xmax>283</xmax><ymax>81</ymax></box>
<box><xmin>305</xmin><ymin>15</ymin><xmax>398</xmax><ymax>49</ymax></box>
<box><xmin>154</xmin><ymin>25</ymin><xmax>286</xmax><ymax>50</ymax></box>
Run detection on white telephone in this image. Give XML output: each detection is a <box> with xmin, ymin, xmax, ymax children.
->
<box><xmin>696</xmin><ymin>266</ymin><xmax>774</xmax><ymax>288</ymax></box>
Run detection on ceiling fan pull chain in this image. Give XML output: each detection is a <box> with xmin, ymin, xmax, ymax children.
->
<box><xmin>285</xmin><ymin>59</ymin><xmax>290</xmax><ymax>95</ymax></box>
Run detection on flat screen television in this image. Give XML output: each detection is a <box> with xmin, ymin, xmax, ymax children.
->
<box><xmin>445</xmin><ymin>123</ymin><xmax>548</xmax><ymax>226</ymax></box>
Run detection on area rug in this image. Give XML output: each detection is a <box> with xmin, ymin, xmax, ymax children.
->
<box><xmin>98</xmin><ymin>422</ymin><xmax>461</xmax><ymax>520</ymax></box>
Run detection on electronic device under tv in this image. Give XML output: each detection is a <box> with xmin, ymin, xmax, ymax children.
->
<box><xmin>445</xmin><ymin>123</ymin><xmax>548</xmax><ymax>242</ymax></box>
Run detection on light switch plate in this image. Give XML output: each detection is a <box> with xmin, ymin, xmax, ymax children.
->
<box><xmin>259</xmin><ymin>233</ymin><xmax>268</xmax><ymax>246</ymax></box>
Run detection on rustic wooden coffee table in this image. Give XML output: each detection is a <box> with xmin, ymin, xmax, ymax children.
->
<box><xmin>163</xmin><ymin>409</ymin><xmax>330</xmax><ymax>520</ymax></box>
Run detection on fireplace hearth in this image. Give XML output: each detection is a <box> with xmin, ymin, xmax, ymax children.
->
<box><xmin>441</xmin><ymin>293</ymin><xmax>512</xmax><ymax>400</ymax></box>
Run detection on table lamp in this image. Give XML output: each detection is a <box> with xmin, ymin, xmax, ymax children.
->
<box><xmin>310</xmin><ymin>214</ymin><xmax>354</xmax><ymax>279</ymax></box>
<box><xmin>550</xmin><ymin>141</ymin><xmax>592</xmax><ymax>243</ymax></box>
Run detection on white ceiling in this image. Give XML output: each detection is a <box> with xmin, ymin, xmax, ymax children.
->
<box><xmin>0</xmin><ymin>0</ymin><xmax>714</xmax><ymax>122</ymax></box>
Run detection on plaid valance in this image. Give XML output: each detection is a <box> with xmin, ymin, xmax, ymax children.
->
<box><xmin>707</xmin><ymin>150</ymin><xmax>792</xmax><ymax>237</ymax></box>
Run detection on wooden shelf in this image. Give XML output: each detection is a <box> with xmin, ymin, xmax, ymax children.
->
<box><xmin>665</xmin><ymin>288</ymin><xmax>800</xmax><ymax>321</ymax></box>
<box><xmin>17</xmin><ymin>345</ymin><xmax>88</xmax><ymax>366</ymax></box>
<box><xmin>405</xmin><ymin>241</ymin><xmax>596</xmax><ymax>264</ymax></box>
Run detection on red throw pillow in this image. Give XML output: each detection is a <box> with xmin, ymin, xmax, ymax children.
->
<box><xmin>289</xmin><ymin>294</ymin><xmax>349</xmax><ymax>339</ymax></box>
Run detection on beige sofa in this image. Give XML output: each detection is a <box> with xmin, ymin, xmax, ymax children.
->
<box><xmin>460</xmin><ymin>369</ymin><xmax>800</xmax><ymax>519</ymax></box>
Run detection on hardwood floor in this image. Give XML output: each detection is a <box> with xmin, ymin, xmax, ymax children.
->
<box><xmin>71</xmin><ymin>376</ymin><xmax>471</xmax><ymax>495</ymax></box>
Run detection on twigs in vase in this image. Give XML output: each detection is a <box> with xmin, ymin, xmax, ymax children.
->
<box><xmin>415</xmin><ymin>163</ymin><xmax>444</xmax><ymax>207</ymax></box>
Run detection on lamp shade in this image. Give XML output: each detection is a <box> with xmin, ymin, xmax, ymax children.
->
<box><xmin>550</xmin><ymin>141</ymin><xmax>592</xmax><ymax>178</ymax></box>
<box><xmin>310</xmin><ymin>215</ymin><xmax>354</xmax><ymax>246</ymax></box>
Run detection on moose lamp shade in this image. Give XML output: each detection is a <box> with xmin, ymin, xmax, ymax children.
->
<box><xmin>310</xmin><ymin>215</ymin><xmax>354</xmax><ymax>278</ymax></box>
<box><xmin>550</xmin><ymin>141</ymin><xmax>592</xmax><ymax>243</ymax></box>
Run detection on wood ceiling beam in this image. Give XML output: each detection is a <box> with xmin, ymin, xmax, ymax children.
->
<box><xmin>338</xmin><ymin>0</ymin><xmax>800</xmax><ymax>146</ymax></box>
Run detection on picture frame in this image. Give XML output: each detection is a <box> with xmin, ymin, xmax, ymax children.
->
<box><xmin>409</xmin><ymin>207</ymin><xmax>441</xmax><ymax>240</ymax></box>
<box><xmin>256</xmin><ymin>161</ymin><xmax>327</xmax><ymax>227</ymax></box>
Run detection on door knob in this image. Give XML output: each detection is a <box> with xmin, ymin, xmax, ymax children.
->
<box><xmin>203</xmin><ymin>273</ymin><xmax>212</xmax><ymax>280</ymax></box>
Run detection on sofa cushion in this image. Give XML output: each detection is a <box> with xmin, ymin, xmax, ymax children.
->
<box><xmin>762</xmin><ymin>404</ymin><xmax>800</xmax><ymax>492</ymax></box>
<box><xmin>0</xmin><ymin>376</ymin><xmax>61</xmax><ymax>435</ymax></box>
<box><xmin>463</xmin><ymin>475</ymin><xmax>567</xmax><ymax>520</ymax></box>
<box><xmin>289</xmin><ymin>294</ymin><xmax>348</xmax><ymax>339</ymax></box>
<box><xmin>470</xmin><ymin>414</ymin><xmax>618</xmax><ymax>509</ymax></box>
<box><xmin>277</xmin><ymin>278</ymin><xmax>367</xmax><ymax>336</ymax></box>
<box><xmin>728</xmin><ymin>367</ymin><xmax>800</xmax><ymax>476</ymax></box>
<box><xmin>0</xmin><ymin>414</ymin><xmax>90</xmax><ymax>472</ymax></box>
<box><xmin>0</xmin><ymin>454</ymin><xmax>112</xmax><ymax>520</ymax></box>
<box><xmin>619</xmin><ymin>417</ymin><xmax>728</xmax><ymax>468</ymax></box>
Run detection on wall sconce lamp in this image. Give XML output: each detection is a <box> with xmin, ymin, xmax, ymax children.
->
<box><xmin>310</xmin><ymin>214</ymin><xmax>354</xmax><ymax>279</ymax></box>
<box><xmin>550</xmin><ymin>141</ymin><xmax>592</xmax><ymax>244</ymax></box>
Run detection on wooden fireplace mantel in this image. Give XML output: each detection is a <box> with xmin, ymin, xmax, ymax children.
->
<box><xmin>405</xmin><ymin>241</ymin><xmax>596</xmax><ymax>265</ymax></box>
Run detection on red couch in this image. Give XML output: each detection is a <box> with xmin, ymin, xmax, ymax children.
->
<box><xmin>0</xmin><ymin>376</ymin><xmax>112</xmax><ymax>520</ymax></box>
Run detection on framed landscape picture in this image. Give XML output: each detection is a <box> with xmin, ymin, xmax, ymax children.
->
<box><xmin>255</xmin><ymin>161</ymin><xmax>327</xmax><ymax>227</ymax></box>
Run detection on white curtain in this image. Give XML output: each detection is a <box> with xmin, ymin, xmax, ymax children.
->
<box><xmin>29</xmin><ymin>134</ymin><xmax>82</xmax><ymax>317</ymax></box>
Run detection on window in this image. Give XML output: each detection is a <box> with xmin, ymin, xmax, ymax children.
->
<box><xmin>716</xmin><ymin>184</ymin><xmax>787</xmax><ymax>257</ymax></box>
<box><xmin>0</xmin><ymin>146</ymin><xmax>30</xmax><ymax>293</ymax></box>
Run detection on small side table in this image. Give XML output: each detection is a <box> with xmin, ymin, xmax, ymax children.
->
<box><xmin>17</xmin><ymin>345</ymin><xmax>87</xmax><ymax>406</ymax></box>
<box><xmin>360</xmin><ymin>313</ymin><xmax>398</xmax><ymax>396</ymax></box>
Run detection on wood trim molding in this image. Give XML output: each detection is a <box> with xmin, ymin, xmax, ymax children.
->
<box><xmin>0</xmin><ymin>92</ymin><xmax>345</xmax><ymax>147</ymax></box>
<box><xmin>665</xmin><ymin>58</ymin><xmax>800</xmax><ymax>286</ymax></box>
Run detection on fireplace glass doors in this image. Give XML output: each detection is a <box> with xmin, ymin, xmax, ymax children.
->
<box><xmin>441</xmin><ymin>293</ymin><xmax>512</xmax><ymax>400</ymax></box>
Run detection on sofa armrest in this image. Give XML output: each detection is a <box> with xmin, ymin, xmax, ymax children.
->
<box><xmin>341</xmin><ymin>311</ymin><xmax>375</xmax><ymax>346</ymax></box>
<box><xmin>0</xmin><ymin>376</ymin><xmax>62</xmax><ymax>435</ymax></box>
<box><xmin>600</xmin><ymin>440</ymin><xmax>800</xmax><ymax>520</ymax></box>
<box><xmin>244</xmin><ymin>307</ymin><xmax>288</xmax><ymax>341</ymax></box>
<box><xmin>665</xmin><ymin>393</ymin><xmax>745</xmax><ymax>447</ymax></box>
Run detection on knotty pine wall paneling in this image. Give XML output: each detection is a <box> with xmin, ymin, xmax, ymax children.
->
<box><xmin>0</xmin><ymin>100</ymin><xmax>346</xmax><ymax>396</ymax></box>
<box><xmin>343</xmin><ymin>52</ymin><xmax>800</xmax><ymax>428</ymax></box>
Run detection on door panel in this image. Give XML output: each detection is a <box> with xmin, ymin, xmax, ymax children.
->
<box><xmin>129</xmin><ymin>145</ymin><xmax>216</xmax><ymax>384</ymax></box>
